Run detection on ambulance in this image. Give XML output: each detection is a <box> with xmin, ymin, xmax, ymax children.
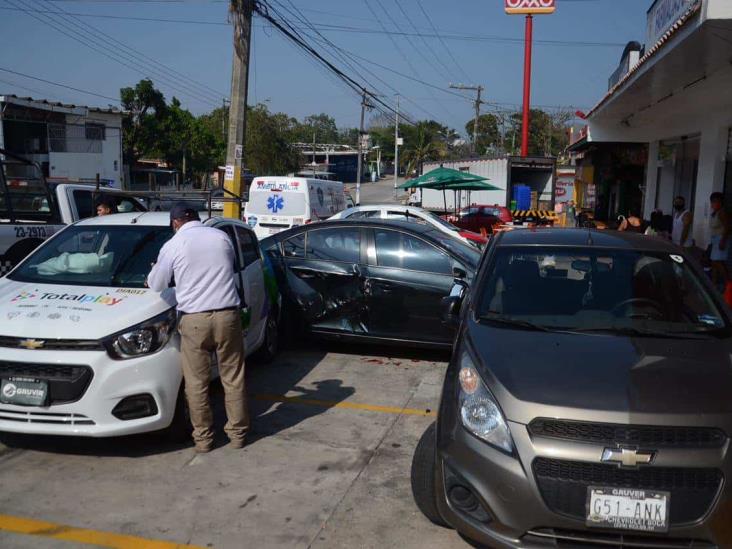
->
<box><xmin>244</xmin><ymin>177</ymin><xmax>347</xmax><ymax>239</ymax></box>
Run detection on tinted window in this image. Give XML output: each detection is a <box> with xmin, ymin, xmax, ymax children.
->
<box><xmin>374</xmin><ymin>230</ymin><xmax>452</xmax><ymax>274</ymax></box>
<box><xmin>283</xmin><ymin>233</ymin><xmax>306</xmax><ymax>258</ymax></box>
<box><xmin>73</xmin><ymin>190</ymin><xmax>95</xmax><ymax>219</ymax></box>
<box><xmin>346</xmin><ymin>210</ymin><xmax>380</xmax><ymax>219</ymax></box>
<box><xmin>1</xmin><ymin>159</ymin><xmax>56</xmax><ymax>222</ymax></box>
<box><xmin>235</xmin><ymin>226</ymin><xmax>259</xmax><ymax>267</ymax></box>
<box><xmin>306</xmin><ymin>228</ymin><xmax>360</xmax><ymax>263</ymax></box>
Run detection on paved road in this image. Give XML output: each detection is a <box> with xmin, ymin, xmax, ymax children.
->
<box><xmin>346</xmin><ymin>176</ymin><xmax>410</xmax><ymax>206</ymax></box>
<box><xmin>0</xmin><ymin>344</ymin><xmax>470</xmax><ymax>549</ymax></box>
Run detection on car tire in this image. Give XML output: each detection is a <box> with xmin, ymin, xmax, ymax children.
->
<box><xmin>411</xmin><ymin>422</ymin><xmax>449</xmax><ymax>528</ymax></box>
<box><xmin>253</xmin><ymin>312</ymin><xmax>278</xmax><ymax>364</ymax></box>
<box><xmin>165</xmin><ymin>385</ymin><xmax>192</xmax><ymax>443</ymax></box>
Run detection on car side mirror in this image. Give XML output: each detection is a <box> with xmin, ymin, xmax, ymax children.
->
<box><xmin>441</xmin><ymin>295</ymin><xmax>463</xmax><ymax>326</ymax></box>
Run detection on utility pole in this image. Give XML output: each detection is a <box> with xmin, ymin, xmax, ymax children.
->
<box><xmin>450</xmin><ymin>83</ymin><xmax>484</xmax><ymax>156</ymax></box>
<box><xmin>356</xmin><ymin>90</ymin><xmax>371</xmax><ymax>206</ymax></box>
<box><xmin>224</xmin><ymin>0</ymin><xmax>253</xmax><ymax>219</ymax></box>
<box><xmin>393</xmin><ymin>94</ymin><xmax>400</xmax><ymax>199</ymax></box>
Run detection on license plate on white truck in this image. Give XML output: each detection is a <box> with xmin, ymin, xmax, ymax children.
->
<box><xmin>587</xmin><ymin>487</ymin><xmax>669</xmax><ymax>533</ymax></box>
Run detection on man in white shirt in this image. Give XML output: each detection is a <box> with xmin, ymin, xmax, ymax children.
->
<box><xmin>147</xmin><ymin>203</ymin><xmax>247</xmax><ymax>453</ymax></box>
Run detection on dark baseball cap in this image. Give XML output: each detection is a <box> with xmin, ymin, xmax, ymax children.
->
<box><xmin>169</xmin><ymin>202</ymin><xmax>200</xmax><ymax>224</ymax></box>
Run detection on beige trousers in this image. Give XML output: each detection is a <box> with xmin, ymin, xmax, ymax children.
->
<box><xmin>178</xmin><ymin>309</ymin><xmax>248</xmax><ymax>446</ymax></box>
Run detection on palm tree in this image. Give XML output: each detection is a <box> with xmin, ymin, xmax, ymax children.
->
<box><xmin>403</xmin><ymin>123</ymin><xmax>446</xmax><ymax>176</ymax></box>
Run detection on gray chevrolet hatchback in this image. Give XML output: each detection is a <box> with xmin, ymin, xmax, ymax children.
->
<box><xmin>412</xmin><ymin>229</ymin><xmax>732</xmax><ymax>548</ymax></box>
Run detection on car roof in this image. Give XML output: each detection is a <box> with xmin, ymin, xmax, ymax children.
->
<box><xmin>496</xmin><ymin>228</ymin><xmax>680</xmax><ymax>253</ymax></box>
<box><xmin>266</xmin><ymin>218</ymin><xmax>455</xmax><ymax>245</ymax></box>
<box><xmin>342</xmin><ymin>204</ymin><xmax>425</xmax><ymax>213</ymax></box>
<box><xmin>73</xmin><ymin>212</ymin><xmax>249</xmax><ymax>228</ymax></box>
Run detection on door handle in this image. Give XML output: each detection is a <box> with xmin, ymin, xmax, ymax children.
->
<box><xmin>351</xmin><ymin>264</ymin><xmax>362</xmax><ymax>277</ymax></box>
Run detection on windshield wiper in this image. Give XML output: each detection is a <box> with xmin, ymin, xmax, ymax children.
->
<box><xmin>478</xmin><ymin>315</ymin><xmax>555</xmax><ymax>332</ymax></box>
<box><xmin>564</xmin><ymin>326</ymin><xmax>710</xmax><ymax>340</ymax></box>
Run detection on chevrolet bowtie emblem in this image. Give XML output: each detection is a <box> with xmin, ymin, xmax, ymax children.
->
<box><xmin>601</xmin><ymin>448</ymin><xmax>655</xmax><ymax>468</ymax></box>
<box><xmin>19</xmin><ymin>339</ymin><xmax>45</xmax><ymax>350</ymax></box>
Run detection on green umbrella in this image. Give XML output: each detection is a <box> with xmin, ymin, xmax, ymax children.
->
<box><xmin>398</xmin><ymin>166</ymin><xmax>491</xmax><ymax>212</ymax></box>
<box><xmin>397</xmin><ymin>166</ymin><xmax>488</xmax><ymax>190</ymax></box>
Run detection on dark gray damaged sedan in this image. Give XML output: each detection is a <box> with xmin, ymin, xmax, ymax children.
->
<box><xmin>412</xmin><ymin>228</ymin><xmax>732</xmax><ymax>548</ymax></box>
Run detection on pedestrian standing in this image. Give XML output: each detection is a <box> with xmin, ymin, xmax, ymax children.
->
<box><xmin>147</xmin><ymin>203</ymin><xmax>247</xmax><ymax>453</ymax></box>
<box><xmin>709</xmin><ymin>192</ymin><xmax>731</xmax><ymax>291</ymax></box>
<box><xmin>671</xmin><ymin>196</ymin><xmax>693</xmax><ymax>248</ymax></box>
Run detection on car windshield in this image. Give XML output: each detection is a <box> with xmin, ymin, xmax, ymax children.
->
<box><xmin>9</xmin><ymin>225</ymin><xmax>173</xmax><ymax>288</ymax></box>
<box><xmin>247</xmin><ymin>191</ymin><xmax>307</xmax><ymax>216</ymax></box>
<box><xmin>478</xmin><ymin>247</ymin><xmax>728</xmax><ymax>337</ymax></box>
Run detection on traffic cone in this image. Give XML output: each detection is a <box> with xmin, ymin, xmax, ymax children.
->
<box><xmin>724</xmin><ymin>281</ymin><xmax>732</xmax><ymax>308</ymax></box>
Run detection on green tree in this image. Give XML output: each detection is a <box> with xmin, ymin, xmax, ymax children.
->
<box><xmin>465</xmin><ymin>114</ymin><xmax>500</xmax><ymax>155</ymax></box>
<box><xmin>245</xmin><ymin>104</ymin><xmax>301</xmax><ymax>175</ymax></box>
<box><xmin>120</xmin><ymin>79</ymin><xmax>167</xmax><ymax>165</ymax></box>
<box><xmin>402</xmin><ymin>121</ymin><xmax>447</xmax><ymax>176</ymax></box>
<box><xmin>509</xmin><ymin>109</ymin><xmax>570</xmax><ymax>157</ymax></box>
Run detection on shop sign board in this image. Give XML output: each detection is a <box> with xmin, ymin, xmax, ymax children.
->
<box><xmin>555</xmin><ymin>168</ymin><xmax>576</xmax><ymax>205</ymax></box>
<box><xmin>647</xmin><ymin>0</ymin><xmax>696</xmax><ymax>45</ymax></box>
<box><xmin>505</xmin><ymin>0</ymin><xmax>556</xmax><ymax>15</ymax></box>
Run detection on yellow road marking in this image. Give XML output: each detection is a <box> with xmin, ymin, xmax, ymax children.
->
<box><xmin>255</xmin><ymin>394</ymin><xmax>437</xmax><ymax>417</ymax></box>
<box><xmin>0</xmin><ymin>514</ymin><xmax>205</xmax><ymax>549</ymax></box>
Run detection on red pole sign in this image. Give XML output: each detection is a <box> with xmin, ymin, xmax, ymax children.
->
<box><xmin>505</xmin><ymin>0</ymin><xmax>555</xmax><ymax>157</ymax></box>
<box><xmin>521</xmin><ymin>15</ymin><xmax>533</xmax><ymax>157</ymax></box>
<box><xmin>505</xmin><ymin>0</ymin><xmax>556</xmax><ymax>15</ymax></box>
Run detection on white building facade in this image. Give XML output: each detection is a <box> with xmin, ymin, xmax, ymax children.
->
<box><xmin>0</xmin><ymin>96</ymin><xmax>124</xmax><ymax>187</ymax></box>
<box><xmin>587</xmin><ymin>0</ymin><xmax>732</xmax><ymax>248</ymax></box>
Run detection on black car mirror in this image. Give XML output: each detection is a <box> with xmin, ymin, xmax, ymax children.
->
<box><xmin>453</xmin><ymin>266</ymin><xmax>467</xmax><ymax>280</ymax></box>
<box><xmin>441</xmin><ymin>295</ymin><xmax>463</xmax><ymax>326</ymax></box>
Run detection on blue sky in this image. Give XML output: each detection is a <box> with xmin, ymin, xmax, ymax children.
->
<box><xmin>0</xmin><ymin>0</ymin><xmax>650</xmax><ymax>135</ymax></box>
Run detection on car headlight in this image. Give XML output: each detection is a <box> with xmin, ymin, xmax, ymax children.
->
<box><xmin>458</xmin><ymin>351</ymin><xmax>514</xmax><ymax>453</ymax></box>
<box><xmin>104</xmin><ymin>309</ymin><xmax>176</xmax><ymax>360</ymax></box>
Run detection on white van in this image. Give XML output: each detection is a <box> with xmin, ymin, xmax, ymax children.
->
<box><xmin>244</xmin><ymin>177</ymin><xmax>346</xmax><ymax>239</ymax></box>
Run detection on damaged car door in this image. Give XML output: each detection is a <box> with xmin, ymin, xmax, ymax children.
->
<box><xmin>283</xmin><ymin>226</ymin><xmax>367</xmax><ymax>334</ymax></box>
<box><xmin>364</xmin><ymin>228</ymin><xmax>458</xmax><ymax>345</ymax></box>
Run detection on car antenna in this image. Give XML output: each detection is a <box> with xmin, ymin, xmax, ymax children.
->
<box><xmin>130</xmin><ymin>211</ymin><xmax>147</xmax><ymax>224</ymax></box>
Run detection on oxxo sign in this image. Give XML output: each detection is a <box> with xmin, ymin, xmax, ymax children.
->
<box><xmin>505</xmin><ymin>0</ymin><xmax>556</xmax><ymax>15</ymax></box>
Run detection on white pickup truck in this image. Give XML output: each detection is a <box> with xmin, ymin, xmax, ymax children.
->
<box><xmin>0</xmin><ymin>149</ymin><xmax>146</xmax><ymax>275</ymax></box>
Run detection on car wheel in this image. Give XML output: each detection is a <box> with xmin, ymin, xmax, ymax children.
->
<box><xmin>411</xmin><ymin>422</ymin><xmax>449</xmax><ymax>528</ymax></box>
<box><xmin>253</xmin><ymin>312</ymin><xmax>278</xmax><ymax>363</ymax></box>
<box><xmin>165</xmin><ymin>384</ymin><xmax>192</xmax><ymax>443</ymax></box>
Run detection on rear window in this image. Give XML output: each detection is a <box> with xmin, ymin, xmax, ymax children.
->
<box><xmin>1</xmin><ymin>158</ymin><xmax>57</xmax><ymax>222</ymax></box>
<box><xmin>247</xmin><ymin>191</ymin><xmax>307</xmax><ymax>217</ymax></box>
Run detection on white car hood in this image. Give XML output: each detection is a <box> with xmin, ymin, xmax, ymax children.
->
<box><xmin>0</xmin><ymin>279</ymin><xmax>176</xmax><ymax>340</ymax></box>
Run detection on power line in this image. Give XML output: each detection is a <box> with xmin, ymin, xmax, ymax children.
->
<box><xmin>414</xmin><ymin>0</ymin><xmax>472</xmax><ymax>83</ymax></box>
<box><xmin>6</xmin><ymin>0</ymin><xmax>222</xmax><ymax>108</ymax></box>
<box><xmin>270</xmin><ymin>0</ymin><xmax>439</xmax><ymax>122</ymax></box>
<box><xmin>0</xmin><ymin>6</ymin><xmax>627</xmax><ymax>48</ymax></box>
<box><xmin>38</xmin><ymin>0</ymin><xmax>226</xmax><ymax>102</ymax></box>
<box><xmin>255</xmin><ymin>1</ymin><xmax>413</xmax><ymax>126</ymax></box>
<box><xmin>0</xmin><ymin>66</ymin><xmax>121</xmax><ymax>102</ymax></box>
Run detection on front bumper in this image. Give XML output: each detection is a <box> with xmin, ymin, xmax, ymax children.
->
<box><xmin>0</xmin><ymin>338</ymin><xmax>181</xmax><ymax>437</ymax></box>
<box><xmin>435</xmin><ymin>422</ymin><xmax>731</xmax><ymax>548</ymax></box>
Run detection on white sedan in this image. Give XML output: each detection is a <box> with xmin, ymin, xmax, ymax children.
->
<box><xmin>329</xmin><ymin>205</ymin><xmax>487</xmax><ymax>248</ymax></box>
<box><xmin>0</xmin><ymin>212</ymin><xmax>280</xmax><ymax>438</ymax></box>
